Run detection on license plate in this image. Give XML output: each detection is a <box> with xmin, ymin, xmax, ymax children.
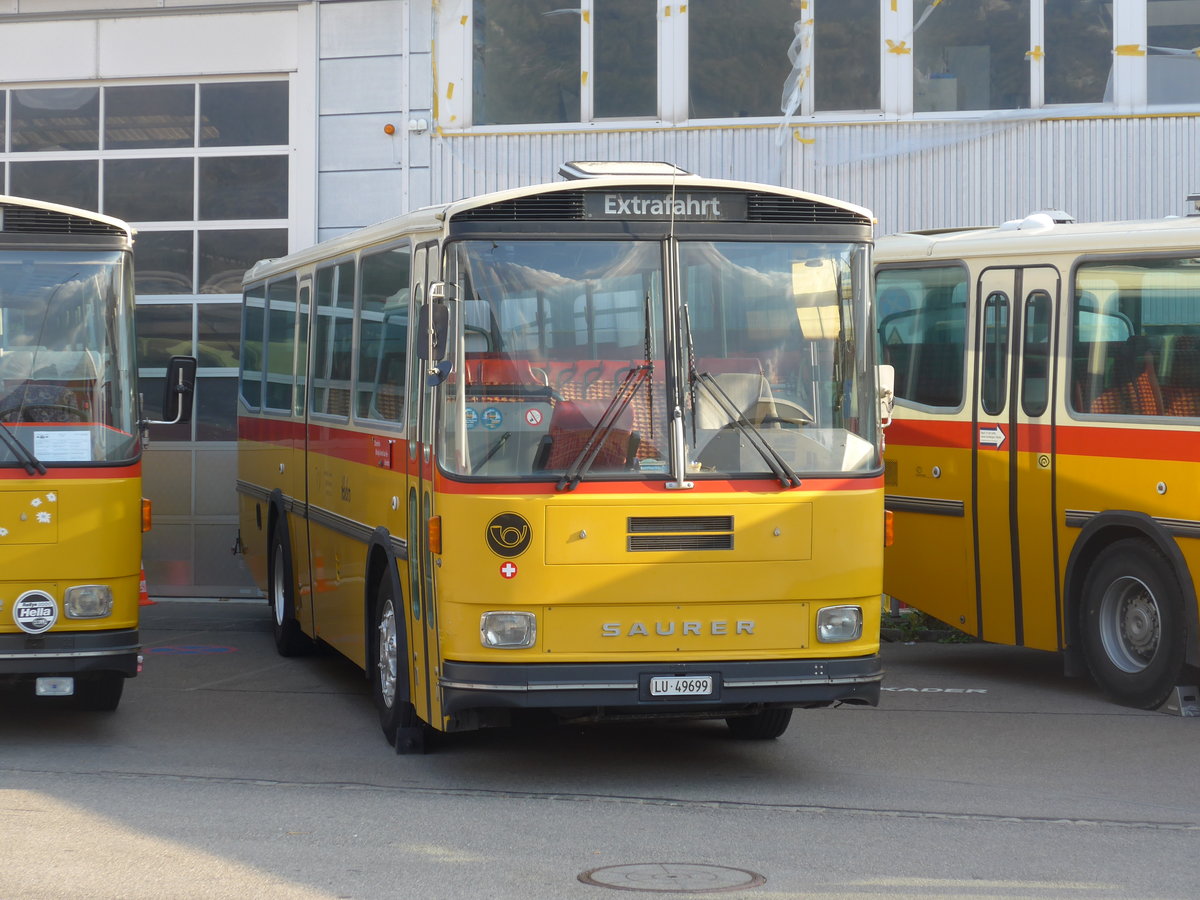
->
<box><xmin>649</xmin><ymin>675</ymin><xmax>714</xmax><ymax>697</ymax></box>
<box><xmin>35</xmin><ymin>677</ymin><xmax>75</xmax><ymax>697</ymax></box>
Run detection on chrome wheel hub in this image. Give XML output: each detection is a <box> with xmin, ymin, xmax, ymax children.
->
<box><xmin>377</xmin><ymin>599</ymin><xmax>398</xmax><ymax>709</ymax></box>
<box><xmin>1099</xmin><ymin>575</ymin><xmax>1160</xmax><ymax>673</ymax></box>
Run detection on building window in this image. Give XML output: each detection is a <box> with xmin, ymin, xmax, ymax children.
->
<box><xmin>448</xmin><ymin>0</ymin><xmax>1200</xmax><ymax>127</ymax></box>
<box><xmin>0</xmin><ymin>79</ymin><xmax>291</xmax><ymax>443</ymax></box>
<box><xmin>689</xmin><ymin>1</ymin><xmax>799</xmax><ymax>119</ymax></box>
<box><xmin>1044</xmin><ymin>0</ymin><xmax>1112</xmax><ymax>105</ymax></box>
<box><xmin>913</xmin><ymin>0</ymin><xmax>1030</xmax><ymax>112</ymax></box>
<box><xmin>1147</xmin><ymin>0</ymin><xmax>1200</xmax><ymax>105</ymax></box>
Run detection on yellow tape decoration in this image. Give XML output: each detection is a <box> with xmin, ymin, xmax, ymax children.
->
<box><xmin>890</xmin><ymin>0</ymin><xmax>897</xmax><ymax>10</ymax></box>
<box><xmin>1114</xmin><ymin>44</ymin><xmax>1146</xmax><ymax>57</ymax></box>
<box><xmin>581</xmin><ymin>72</ymin><xmax>589</xmax><ymax>86</ymax></box>
<box><xmin>1026</xmin><ymin>45</ymin><xmax>1044</xmax><ymax>62</ymax></box>
<box><xmin>886</xmin><ymin>40</ymin><xmax>911</xmax><ymax>56</ymax></box>
<box><xmin>793</xmin><ymin>130</ymin><xmax>815</xmax><ymax>145</ymax></box>
<box><xmin>664</xmin><ymin>5</ymin><xmax>671</xmax><ymax>16</ymax></box>
<box><xmin>446</xmin><ymin>83</ymin><xmax>455</xmax><ymax>99</ymax></box>
<box><xmin>583</xmin><ymin>10</ymin><xmax>590</xmax><ymax>24</ymax></box>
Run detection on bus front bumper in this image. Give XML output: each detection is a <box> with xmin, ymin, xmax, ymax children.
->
<box><xmin>440</xmin><ymin>655</ymin><xmax>882</xmax><ymax>722</ymax></box>
<box><xmin>0</xmin><ymin>628</ymin><xmax>140</xmax><ymax>679</ymax></box>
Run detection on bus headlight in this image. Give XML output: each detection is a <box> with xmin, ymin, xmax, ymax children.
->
<box><xmin>64</xmin><ymin>585</ymin><xmax>114</xmax><ymax>618</ymax></box>
<box><xmin>480</xmin><ymin>611</ymin><xmax>536</xmax><ymax>649</ymax></box>
<box><xmin>816</xmin><ymin>605</ymin><xmax>863</xmax><ymax>643</ymax></box>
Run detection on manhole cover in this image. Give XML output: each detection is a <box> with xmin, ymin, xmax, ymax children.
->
<box><xmin>578</xmin><ymin>863</ymin><xmax>765</xmax><ymax>893</ymax></box>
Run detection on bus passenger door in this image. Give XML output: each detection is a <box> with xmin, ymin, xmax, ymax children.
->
<box><xmin>402</xmin><ymin>242</ymin><xmax>439</xmax><ymax>727</ymax></box>
<box><xmin>973</xmin><ymin>267</ymin><xmax>1059</xmax><ymax>648</ymax></box>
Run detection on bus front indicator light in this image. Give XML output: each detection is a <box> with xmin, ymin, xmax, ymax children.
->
<box><xmin>64</xmin><ymin>585</ymin><xmax>114</xmax><ymax>618</ymax></box>
<box><xmin>481</xmin><ymin>611</ymin><xmax>536</xmax><ymax>648</ymax></box>
<box><xmin>817</xmin><ymin>606</ymin><xmax>863</xmax><ymax>643</ymax></box>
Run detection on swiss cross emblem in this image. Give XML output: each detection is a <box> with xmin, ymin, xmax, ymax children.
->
<box><xmin>500</xmin><ymin>562</ymin><xmax>518</xmax><ymax>579</ymax></box>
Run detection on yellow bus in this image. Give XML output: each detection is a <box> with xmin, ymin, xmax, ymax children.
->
<box><xmin>877</xmin><ymin>210</ymin><xmax>1200</xmax><ymax>709</ymax></box>
<box><xmin>0</xmin><ymin>195</ymin><xmax>194</xmax><ymax>710</ymax></box>
<box><xmin>237</xmin><ymin>162</ymin><xmax>888</xmax><ymax>751</ymax></box>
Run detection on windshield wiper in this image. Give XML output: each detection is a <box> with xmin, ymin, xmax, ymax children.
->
<box><xmin>556</xmin><ymin>364</ymin><xmax>650</xmax><ymax>492</ymax></box>
<box><xmin>692</xmin><ymin>371</ymin><xmax>802</xmax><ymax>489</ymax></box>
<box><xmin>0</xmin><ymin>420</ymin><xmax>46</xmax><ymax>476</ymax></box>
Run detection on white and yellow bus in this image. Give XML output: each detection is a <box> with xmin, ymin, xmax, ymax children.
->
<box><xmin>877</xmin><ymin>210</ymin><xmax>1200</xmax><ymax>709</ymax></box>
<box><xmin>0</xmin><ymin>195</ymin><xmax>194</xmax><ymax>710</ymax></box>
<box><xmin>237</xmin><ymin>162</ymin><xmax>888</xmax><ymax>750</ymax></box>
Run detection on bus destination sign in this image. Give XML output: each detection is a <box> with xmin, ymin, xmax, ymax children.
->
<box><xmin>585</xmin><ymin>191</ymin><xmax>747</xmax><ymax>222</ymax></box>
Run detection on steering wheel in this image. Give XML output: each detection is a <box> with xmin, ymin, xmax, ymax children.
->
<box><xmin>0</xmin><ymin>404</ymin><xmax>89</xmax><ymax>423</ymax></box>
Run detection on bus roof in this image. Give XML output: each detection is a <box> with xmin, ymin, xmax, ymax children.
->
<box><xmin>245</xmin><ymin>174</ymin><xmax>874</xmax><ymax>285</ymax></box>
<box><xmin>0</xmin><ymin>194</ymin><xmax>134</xmax><ymax>243</ymax></box>
<box><xmin>877</xmin><ymin>213</ymin><xmax>1200</xmax><ymax>264</ymax></box>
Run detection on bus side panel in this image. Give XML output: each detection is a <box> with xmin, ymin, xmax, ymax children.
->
<box><xmin>306</xmin><ymin>428</ymin><xmax>369</xmax><ymax>667</ymax></box>
<box><xmin>883</xmin><ymin>420</ymin><xmax>977</xmax><ymax>634</ymax></box>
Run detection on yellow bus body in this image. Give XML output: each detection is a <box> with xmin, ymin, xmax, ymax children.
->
<box><xmin>878</xmin><ymin>212</ymin><xmax>1200</xmax><ymax>708</ymax></box>
<box><xmin>239</xmin><ymin>169</ymin><xmax>885</xmax><ymax>747</ymax></box>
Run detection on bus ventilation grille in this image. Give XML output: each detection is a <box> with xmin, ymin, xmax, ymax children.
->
<box><xmin>455</xmin><ymin>191</ymin><xmax>869</xmax><ymax>226</ymax></box>
<box><xmin>0</xmin><ymin>204</ymin><xmax>126</xmax><ymax>236</ymax></box>
<box><xmin>626</xmin><ymin>515</ymin><xmax>734</xmax><ymax>552</ymax></box>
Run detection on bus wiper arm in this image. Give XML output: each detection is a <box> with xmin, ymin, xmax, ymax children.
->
<box><xmin>557</xmin><ymin>364</ymin><xmax>650</xmax><ymax>492</ymax></box>
<box><xmin>0</xmin><ymin>420</ymin><xmax>47</xmax><ymax>476</ymax></box>
<box><xmin>694</xmin><ymin>372</ymin><xmax>801</xmax><ymax>488</ymax></box>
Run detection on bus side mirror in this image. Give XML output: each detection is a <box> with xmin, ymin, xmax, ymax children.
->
<box><xmin>148</xmin><ymin>356</ymin><xmax>197</xmax><ymax>426</ymax></box>
<box><xmin>877</xmin><ymin>363</ymin><xmax>895</xmax><ymax>427</ymax></box>
<box><xmin>415</xmin><ymin>300</ymin><xmax>448</xmax><ymax>384</ymax></box>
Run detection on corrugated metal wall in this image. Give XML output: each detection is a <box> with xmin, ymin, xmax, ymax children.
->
<box><xmin>423</xmin><ymin>116</ymin><xmax>1200</xmax><ymax>234</ymax></box>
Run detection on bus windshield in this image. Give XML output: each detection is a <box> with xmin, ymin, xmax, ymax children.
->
<box><xmin>440</xmin><ymin>238</ymin><xmax>877</xmax><ymax>481</ymax></box>
<box><xmin>0</xmin><ymin>249</ymin><xmax>139</xmax><ymax>466</ymax></box>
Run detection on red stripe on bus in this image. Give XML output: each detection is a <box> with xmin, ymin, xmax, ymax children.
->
<box><xmin>0</xmin><ymin>462</ymin><xmax>141</xmax><ymax>480</ymax></box>
<box><xmin>889</xmin><ymin>417</ymin><xmax>1200</xmax><ymax>463</ymax></box>
<box><xmin>433</xmin><ymin>473</ymin><xmax>884</xmax><ymax>495</ymax></box>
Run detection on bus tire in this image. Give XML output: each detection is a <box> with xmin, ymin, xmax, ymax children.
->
<box><xmin>372</xmin><ymin>579</ymin><xmax>428</xmax><ymax>754</ymax></box>
<box><xmin>726</xmin><ymin>707</ymin><xmax>792</xmax><ymax>740</ymax></box>
<box><xmin>270</xmin><ymin>527</ymin><xmax>312</xmax><ymax>657</ymax></box>
<box><xmin>75</xmin><ymin>673</ymin><xmax>124</xmax><ymax>711</ymax></box>
<box><xmin>1080</xmin><ymin>538</ymin><xmax>1187</xmax><ymax>709</ymax></box>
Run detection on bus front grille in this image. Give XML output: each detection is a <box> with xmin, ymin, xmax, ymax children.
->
<box><xmin>626</xmin><ymin>515</ymin><xmax>734</xmax><ymax>552</ymax></box>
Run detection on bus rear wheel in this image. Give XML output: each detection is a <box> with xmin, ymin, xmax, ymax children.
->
<box><xmin>1080</xmin><ymin>538</ymin><xmax>1187</xmax><ymax>709</ymax></box>
<box><xmin>270</xmin><ymin>528</ymin><xmax>312</xmax><ymax>657</ymax></box>
<box><xmin>726</xmin><ymin>707</ymin><xmax>792</xmax><ymax>740</ymax></box>
<box><xmin>372</xmin><ymin>580</ymin><xmax>428</xmax><ymax>753</ymax></box>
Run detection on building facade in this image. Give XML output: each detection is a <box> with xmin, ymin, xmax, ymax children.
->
<box><xmin>0</xmin><ymin>0</ymin><xmax>1195</xmax><ymax>594</ymax></box>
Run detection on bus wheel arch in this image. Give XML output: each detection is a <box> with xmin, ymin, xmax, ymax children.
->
<box><xmin>1067</xmin><ymin>514</ymin><xmax>1195</xmax><ymax>708</ymax></box>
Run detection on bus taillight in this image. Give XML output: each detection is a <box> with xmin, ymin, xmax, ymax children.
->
<box><xmin>884</xmin><ymin>509</ymin><xmax>894</xmax><ymax>547</ymax></box>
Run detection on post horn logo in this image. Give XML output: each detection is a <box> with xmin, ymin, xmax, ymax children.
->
<box><xmin>486</xmin><ymin>512</ymin><xmax>531</xmax><ymax>558</ymax></box>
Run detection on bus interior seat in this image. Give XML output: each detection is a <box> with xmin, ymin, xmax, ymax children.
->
<box><xmin>1162</xmin><ymin>334</ymin><xmax>1200</xmax><ymax>417</ymax></box>
<box><xmin>1088</xmin><ymin>337</ymin><xmax>1162</xmax><ymax>416</ymax></box>
<box><xmin>535</xmin><ymin>398</ymin><xmax>636</xmax><ymax>472</ymax></box>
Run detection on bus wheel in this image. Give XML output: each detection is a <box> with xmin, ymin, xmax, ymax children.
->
<box><xmin>372</xmin><ymin>580</ymin><xmax>427</xmax><ymax>754</ymax></box>
<box><xmin>1080</xmin><ymin>538</ymin><xmax>1187</xmax><ymax>709</ymax></box>
<box><xmin>75</xmin><ymin>674</ymin><xmax>124</xmax><ymax>711</ymax></box>
<box><xmin>726</xmin><ymin>707</ymin><xmax>792</xmax><ymax>740</ymax></box>
<box><xmin>270</xmin><ymin>529</ymin><xmax>312</xmax><ymax>657</ymax></box>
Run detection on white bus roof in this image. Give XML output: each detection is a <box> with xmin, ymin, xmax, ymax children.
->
<box><xmin>245</xmin><ymin>174</ymin><xmax>874</xmax><ymax>285</ymax></box>
<box><xmin>877</xmin><ymin>214</ymin><xmax>1200</xmax><ymax>263</ymax></box>
<box><xmin>0</xmin><ymin>194</ymin><xmax>134</xmax><ymax>242</ymax></box>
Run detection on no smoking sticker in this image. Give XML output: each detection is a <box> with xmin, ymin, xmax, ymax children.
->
<box><xmin>525</xmin><ymin>408</ymin><xmax>543</xmax><ymax>426</ymax></box>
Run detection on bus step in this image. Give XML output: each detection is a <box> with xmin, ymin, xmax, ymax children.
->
<box><xmin>1157</xmin><ymin>686</ymin><xmax>1200</xmax><ymax>717</ymax></box>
